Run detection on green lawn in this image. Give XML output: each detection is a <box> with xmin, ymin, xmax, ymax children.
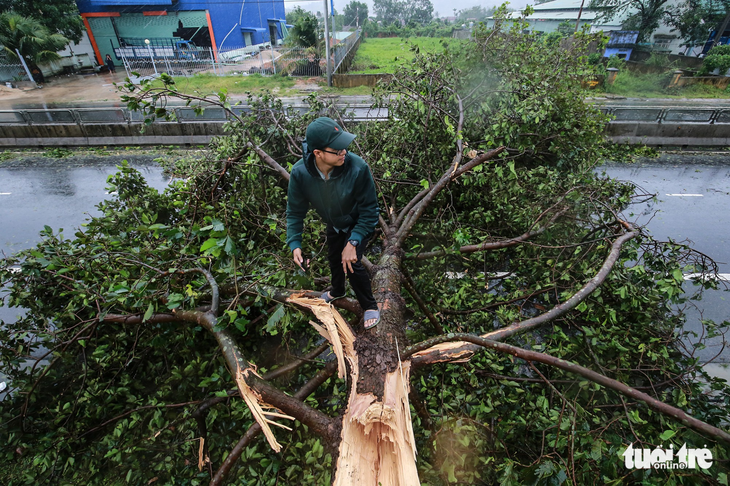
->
<box><xmin>596</xmin><ymin>71</ymin><xmax>730</xmax><ymax>99</ymax></box>
<box><xmin>155</xmin><ymin>73</ymin><xmax>299</xmax><ymax>97</ymax></box>
<box><xmin>349</xmin><ymin>37</ymin><xmax>463</xmax><ymax>74</ymax></box>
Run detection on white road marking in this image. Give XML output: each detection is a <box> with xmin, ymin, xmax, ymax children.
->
<box><xmin>684</xmin><ymin>273</ymin><xmax>730</xmax><ymax>282</ymax></box>
<box><xmin>0</xmin><ymin>192</ymin><xmax>11</xmax><ymax>195</ymax></box>
<box><xmin>666</xmin><ymin>193</ymin><xmax>703</xmax><ymax>197</ymax></box>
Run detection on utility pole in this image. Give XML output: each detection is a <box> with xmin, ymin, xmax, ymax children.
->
<box><xmin>575</xmin><ymin>0</ymin><xmax>586</xmax><ymax>32</ymax></box>
<box><xmin>15</xmin><ymin>48</ymin><xmax>38</xmax><ymax>88</ymax></box>
<box><xmin>324</xmin><ymin>0</ymin><xmax>332</xmax><ymax>86</ymax></box>
<box><xmin>711</xmin><ymin>11</ymin><xmax>730</xmax><ymax>51</ymax></box>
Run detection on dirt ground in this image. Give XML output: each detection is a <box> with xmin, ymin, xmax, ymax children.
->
<box><xmin>0</xmin><ymin>73</ymin><xmax>124</xmax><ymax>108</ymax></box>
<box><xmin>0</xmin><ymin>72</ymin><xmax>323</xmax><ymax>109</ymax></box>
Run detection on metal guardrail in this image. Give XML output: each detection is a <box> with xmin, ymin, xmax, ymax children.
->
<box><xmin>1</xmin><ymin>106</ymin><xmax>727</xmax><ymax>127</ymax></box>
<box><xmin>0</xmin><ymin>103</ymin><xmax>387</xmax><ymax>127</ymax></box>
<box><xmin>600</xmin><ymin>107</ymin><xmax>730</xmax><ymax>124</ymax></box>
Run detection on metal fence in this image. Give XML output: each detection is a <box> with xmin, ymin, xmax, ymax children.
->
<box><xmin>333</xmin><ymin>30</ymin><xmax>361</xmax><ymax>74</ymax></box>
<box><xmin>116</xmin><ymin>31</ymin><xmax>362</xmax><ymax>80</ymax></box>
<box><xmin>0</xmin><ymin>53</ymin><xmax>30</xmax><ymax>84</ymax></box>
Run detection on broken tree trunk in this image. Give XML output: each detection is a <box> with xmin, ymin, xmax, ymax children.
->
<box><xmin>289</xmin><ymin>265</ymin><xmax>420</xmax><ymax>486</ymax></box>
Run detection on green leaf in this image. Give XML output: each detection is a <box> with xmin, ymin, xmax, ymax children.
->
<box><xmin>266</xmin><ymin>304</ymin><xmax>286</xmax><ymax>333</ymax></box>
<box><xmin>659</xmin><ymin>429</ymin><xmax>676</xmax><ymax>441</ymax></box>
<box><xmin>200</xmin><ymin>238</ymin><xmax>219</xmax><ymax>252</ymax></box>
<box><xmin>143</xmin><ymin>303</ymin><xmax>154</xmax><ymax>322</ymax></box>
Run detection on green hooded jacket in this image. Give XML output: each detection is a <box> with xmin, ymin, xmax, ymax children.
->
<box><xmin>286</xmin><ymin>150</ymin><xmax>379</xmax><ymax>251</ymax></box>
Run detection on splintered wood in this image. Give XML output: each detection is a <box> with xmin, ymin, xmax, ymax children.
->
<box><xmin>290</xmin><ymin>296</ymin><xmax>355</xmax><ymax>379</ymax></box>
<box><xmin>233</xmin><ymin>364</ymin><xmax>294</xmax><ymax>453</ymax></box>
<box><xmin>411</xmin><ymin>326</ymin><xmax>515</xmax><ymax>363</ymax></box>
<box><xmin>335</xmin><ymin>362</ymin><xmax>419</xmax><ymax>486</ymax></box>
<box><xmin>287</xmin><ymin>295</ymin><xmax>420</xmax><ymax>486</ymax></box>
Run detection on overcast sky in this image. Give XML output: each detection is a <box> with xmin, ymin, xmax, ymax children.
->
<box><xmin>284</xmin><ymin>0</ymin><xmax>531</xmax><ymax>19</ymax></box>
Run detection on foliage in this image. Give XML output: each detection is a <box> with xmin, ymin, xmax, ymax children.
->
<box><xmin>286</xmin><ymin>7</ymin><xmax>320</xmax><ymax>50</ymax></box>
<box><xmin>557</xmin><ymin>19</ymin><xmax>575</xmax><ymax>36</ymax></box>
<box><xmin>343</xmin><ymin>0</ymin><xmax>369</xmax><ymax>28</ymax></box>
<box><xmin>590</xmin><ymin>0</ymin><xmax>669</xmax><ymax>42</ymax></box>
<box><xmin>666</xmin><ymin>0</ymin><xmax>730</xmax><ymax>50</ymax></box>
<box><xmin>42</xmin><ymin>147</ymin><xmax>73</xmax><ymax>158</ymax></box>
<box><xmin>644</xmin><ymin>52</ymin><xmax>674</xmax><ymax>69</ymax></box>
<box><xmin>373</xmin><ymin>0</ymin><xmax>434</xmax><ymax>26</ymax></box>
<box><xmin>603</xmin><ymin>70</ymin><xmax>674</xmax><ymax>95</ymax></box>
<box><xmin>0</xmin><ymin>11</ymin><xmax>70</xmax><ymax>68</ymax></box>
<box><xmin>0</xmin><ymin>0</ymin><xmax>83</xmax><ymax>43</ymax></box>
<box><xmin>700</xmin><ymin>44</ymin><xmax>730</xmax><ymax>75</ymax></box>
<box><xmin>363</xmin><ymin>20</ymin><xmax>454</xmax><ymax>38</ymax></box>
<box><xmin>1</xmin><ymin>7</ymin><xmax>729</xmax><ymax>486</ymax></box>
<box><xmin>601</xmin><ymin>68</ymin><xmax>730</xmax><ymax>97</ymax></box>
<box><xmin>587</xmin><ymin>52</ymin><xmax>604</xmax><ymax>65</ymax></box>
<box><xmin>606</xmin><ymin>53</ymin><xmax>627</xmax><ymax>69</ymax></box>
<box><xmin>454</xmin><ymin>5</ymin><xmax>495</xmax><ymax>23</ymax></box>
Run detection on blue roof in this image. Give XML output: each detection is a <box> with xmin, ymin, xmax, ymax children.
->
<box><xmin>88</xmin><ymin>0</ymin><xmax>171</xmax><ymax>5</ymax></box>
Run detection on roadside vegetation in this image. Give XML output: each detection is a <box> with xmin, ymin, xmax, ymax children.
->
<box><xmin>600</xmin><ymin>70</ymin><xmax>730</xmax><ymax>98</ymax></box>
<box><xmin>349</xmin><ymin>37</ymin><xmax>464</xmax><ymax>74</ymax></box>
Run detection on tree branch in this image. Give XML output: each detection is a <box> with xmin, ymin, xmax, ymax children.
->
<box><xmin>401</xmin><ymin>266</ymin><xmax>444</xmax><ymax>334</ymax></box>
<box><xmin>408</xmin><ymin>208</ymin><xmax>567</xmax><ymax>260</ymax></box>
<box><xmin>247</xmin><ymin>141</ymin><xmax>290</xmax><ymax>182</ymax></box>
<box><xmin>410</xmin><ymin>226</ymin><xmax>638</xmax><ymax>365</ymax></box>
<box><xmin>402</xmin><ymin>332</ymin><xmax>730</xmax><ymax>446</ymax></box>
<box><xmin>395</xmin><ymin>147</ymin><xmax>505</xmax><ymax>247</ymax></box>
<box><xmin>210</xmin><ymin>361</ymin><xmax>339</xmax><ymax>486</ymax></box>
<box><xmin>170</xmin><ymin>309</ymin><xmax>336</xmax><ymax>448</ymax></box>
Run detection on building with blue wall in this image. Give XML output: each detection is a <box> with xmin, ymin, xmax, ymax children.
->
<box><xmin>75</xmin><ymin>0</ymin><xmax>287</xmax><ymax>65</ymax></box>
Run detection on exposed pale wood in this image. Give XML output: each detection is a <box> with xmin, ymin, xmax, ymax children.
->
<box><xmin>233</xmin><ymin>365</ymin><xmax>282</xmax><ymax>452</ymax></box>
<box><xmin>335</xmin><ymin>362</ymin><xmax>419</xmax><ymax>486</ymax></box>
<box><xmin>290</xmin><ymin>296</ymin><xmax>355</xmax><ymax>379</ymax></box>
<box><xmin>289</xmin><ymin>295</ymin><xmax>420</xmax><ymax>485</ymax></box>
<box><xmin>261</xmin><ymin>411</ymin><xmax>296</xmax><ymax>421</ymax></box>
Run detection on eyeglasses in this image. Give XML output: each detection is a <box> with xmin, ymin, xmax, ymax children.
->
<box><xmin>320</xmin><ymin>148</ymin><xmax>347</xmax><ymax>156</ymax></box>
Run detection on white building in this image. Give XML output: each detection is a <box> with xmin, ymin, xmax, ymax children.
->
<box><xmin>487</xmin><ymin>0</ymin><xmax>688</xmax><ymax>55</ymax></box>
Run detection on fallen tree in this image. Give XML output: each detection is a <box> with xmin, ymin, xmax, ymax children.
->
<box><xmin>1</xmin><ymin>10</ymin><xmax>729</xmax><ymax>486</ymax></box>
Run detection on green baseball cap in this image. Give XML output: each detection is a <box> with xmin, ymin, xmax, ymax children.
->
<box><xmin>306</xmin><ymin>117</ymin><xmax>356</xmax><ymax>151</ymax></box>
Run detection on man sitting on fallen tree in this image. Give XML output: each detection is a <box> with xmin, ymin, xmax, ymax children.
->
<box><xmin>286</xmin><ymin>117</ymin><xmax>381</xmax><ymax>329</ymax></box>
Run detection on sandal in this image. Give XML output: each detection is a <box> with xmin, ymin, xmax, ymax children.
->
<box><xmin>321</xmin><ymin>290</ymin><xmax>346</xmax><ymax>303</ymax></box>
<box><xmin>364</xmin><ymin>309</ymin><xmax>381</xmax><ymax>330</ymax></box>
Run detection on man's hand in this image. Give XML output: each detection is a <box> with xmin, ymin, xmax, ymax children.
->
<box><xmin>342</xmin><ymin>242</ymin><xmax>357</xmax><ymax>274</ymax></box>
<box><xmin>292</xmin><ymin>248</ymin><xmax>309</xmax><ymax>271</ymax></box>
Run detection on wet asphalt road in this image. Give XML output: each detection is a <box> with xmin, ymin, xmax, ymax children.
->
<box><xmin>0</xmin><ymin>155</ymin><xmax>168</xmax><ymax>326</ymax></box>
<box><xmin>602</xmin><ymin>153</ymin><xmax>730</xmax><ymax>366</ymax></box>
<box><xmin>0</xmin><ymin>154</ymin><xmax>169</xmax><ymax>255</ymax></box>
<box><xmin>0</xmin><ymin>152</ymin><xmax>728</xmax><ymax>368</ymax></box>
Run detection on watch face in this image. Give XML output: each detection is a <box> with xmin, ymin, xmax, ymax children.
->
<box><xmin>349</xmin><ymin>239</ymin><xmax>359</xmax><ymax>247</ymax></box>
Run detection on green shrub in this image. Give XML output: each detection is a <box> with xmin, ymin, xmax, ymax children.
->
<box><xmin>606</xmin><ymin>54</ymin><xmax>626</xmax><ymax>69</ymax></box>
<box><xmin>645</xmin><ymin>52</ymin><xmax>674</xmax><ymax>69</ymax></box>
<box><xmin>700</xmin><ymin>44</ymin><xmax>730</xmax><ymax>75</ymax></box>
<box><xmin>587</xmin><ymin>52</ymin><xmax>602</xmax><ymax>65</ymax></box>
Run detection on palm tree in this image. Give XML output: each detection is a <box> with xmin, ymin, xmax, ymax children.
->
<box><xmin>0</xmin><ymin>11</ymin><xmax>69</xmax><ymax>82</ymax></box>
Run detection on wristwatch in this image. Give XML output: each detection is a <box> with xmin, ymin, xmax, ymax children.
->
<box><xmin>348</xmin><ymin>239</ymin><xmax>359</xmax><ymax>247</ymax></box>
